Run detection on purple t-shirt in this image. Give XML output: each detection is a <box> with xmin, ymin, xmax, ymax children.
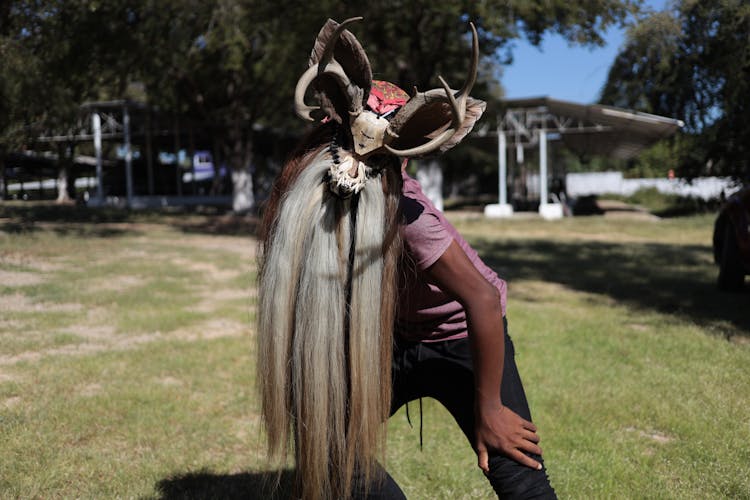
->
<box><xmin>396</xmin><ymin>172</ymin><xmax>508</xmax><ymax>342</ymax></box>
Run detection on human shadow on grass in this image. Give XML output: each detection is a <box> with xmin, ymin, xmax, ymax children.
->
<box><xmin>149</xmin><ymin>468</ymin><xmax>294</xmax><ymax>500</ymax></box>
<box><xmin>473</xmin><ymin>238</ymin><xmax>750</xmax><ymax>338</ymax></box>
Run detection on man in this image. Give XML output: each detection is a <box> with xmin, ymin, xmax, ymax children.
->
<box><xmin>393</xmin><ymin>161</ymin><xmax>555</xmax><ymax>497</ymax></box>
<box><xmin>257</xmin><ymin>17</ymin><xmax>555</xmax><ymax>499</ymax></box>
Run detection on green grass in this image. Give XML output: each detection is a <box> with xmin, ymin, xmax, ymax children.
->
<box><xmin>1</xmin><ymin>204</ymin><xmax>749</xmax><ymax>498</ymax></box>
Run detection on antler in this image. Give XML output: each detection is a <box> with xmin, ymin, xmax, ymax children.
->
<box><xmin>384</xmin><ymin>22</ymin><xmax>479</xmax><ymax>157</ymax></box>
<box><xmin>294</xmin><ymin>17</ymin><xmax>364</xmax><ymax>122</ymax></box>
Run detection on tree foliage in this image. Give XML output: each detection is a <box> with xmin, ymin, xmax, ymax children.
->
<box><xmin>1</xmin><ymin>0</ymin><xmax>639</xmax><ymax>203</ymax></box>
<box><xmin>600</xmin><ymin>0</ymin><xmax>750</xmax><ymax>180</ymax></box>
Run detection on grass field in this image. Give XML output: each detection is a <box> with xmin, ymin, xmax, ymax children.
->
<box><xmin>1</xmin><ymin>203</ymin><xmax>748</xmax><ymax>499</ymax></box>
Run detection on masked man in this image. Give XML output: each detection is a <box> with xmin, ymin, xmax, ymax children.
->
<box><xmin>258</xmin><ymin>17</ymin><xmax>556</xmax><ymax>500</ymax></box>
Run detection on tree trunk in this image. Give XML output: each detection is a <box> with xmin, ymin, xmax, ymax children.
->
<box><xmin>56</xmin><ymin>144</ymin><xmax>75</xmax><ymax>204</ymax></box>
<box><xmin>416</xmin><ymin>159</ymin><xmax>444</xmax><ymax>211</ymax></box>
<box><xmin>210</xmin><ymin>135</ymin><xmax>224</xmax><ymax>196</ymax></box>
<box><xmin>227</xmin><ymin>122</ymin><xmax>254</xmax><ymax>213</ymax></box>
<box><xmin>0</xmin><ymin>156</ymin><xmax>6</xmax><ymax>202</ymax></box>
<box><xmin>231</xmin><ymin>164</ymin><xmax>254</xmax><ymax>213</ymax></box>
<box><xmin>57</xmin><ymin>166</ymin><xmax>71</xmax><ymax>203</ymax></box>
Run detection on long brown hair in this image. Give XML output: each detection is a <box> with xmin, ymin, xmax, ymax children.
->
<box><xmin>257</xmin><ymin>122</ymin><xmax>402</xmax><ymax>500</ymax></box>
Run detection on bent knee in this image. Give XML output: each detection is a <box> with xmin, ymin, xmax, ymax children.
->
<box><xmin>487</xmin><ymin>455</ymin><xmax>556</xmax><ymax>499</ymax></box>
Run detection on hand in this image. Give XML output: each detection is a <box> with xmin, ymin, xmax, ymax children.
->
<box><xmin>475</xmin><ymin>404</ymin><xmax>543</xmax><ymax>472</ymax></box>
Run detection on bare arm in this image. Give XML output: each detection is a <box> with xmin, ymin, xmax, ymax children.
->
<box><xmin>424</xmin><ymin>240</ymin><xmax>543</xmax><ymax>471</ymax></box>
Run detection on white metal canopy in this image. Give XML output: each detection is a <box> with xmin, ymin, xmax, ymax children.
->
<box><xmin>485</xmin><ymin>96</ymin><xmax>684</xmax><ymax>219</ymax></box>
<box><xmin>501</xmin><ymin>96</ymin><xmax>684</xmax><ymax>160</ymax></box>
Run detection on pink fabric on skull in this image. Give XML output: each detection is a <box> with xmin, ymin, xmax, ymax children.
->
<box><xmin>367</xmin><ymin>80</ymin><xmax>408</xmax><ymax>115</ymax></box>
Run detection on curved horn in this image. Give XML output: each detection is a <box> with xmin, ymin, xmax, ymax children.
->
<box><xmin>318</xmin><ymin>17</ymin><xmax>362</xmax><ymax>66</ymax></box>
<box><xmin>455</xmin><ymin>22</ymin><xmax>479</xmax><ymax>101</ymax></box>
<box><xmin>384</xmin><ymin>23</ymin><xmax>479</xmax><ymax>157</ymax></box>
<box><xmin>438</xmin><ymin>75</ymin><xmax>464</xmax><ymax>124</ymax></box>
<box><xmin>294</xmin><ymin>60</ymin><xmax>353</xmax><ymax>121</ymax></box>
<box><xmin>294</xmin><ymin>17</ymin><xmax>363</xmax><ymax>121</ymax></box>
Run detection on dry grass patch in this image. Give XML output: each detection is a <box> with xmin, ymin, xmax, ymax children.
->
<box><xmin>0</xmin><ymin>269</ymin><xmax>47</xmax><ymax>286</ymax></box>
<box><xmin>184</xmin><ymin>235</ymin><xmax>257</xmax><ymax>258</ymax></box>
<box><xmin>78</xmin><ymin>382</ymin><xmax>104</xmax><ymax>397</ymax></box>
<box><xmin>91</xmin><ymin>275</ymin><xmax>147</xmax><ymax>292</ymax></box>
<box><xmin>193</xmin><ymin>287</ymin><xmax>254</xmax><ymax>314</ymax></box>
<box><xmin>0</xmin><ymin>371</ymin><xmax>20</xmax><ymax>383</ymax></box>
<box><xmin>0</xmin><ymin>250</ymin><xmax>64</xmax><ymax>272</ymax></box>
<box><xmin>0</xmin><ymin>292</ymin><xmax>82</xmax><ymax>313</ymax></box>
<box><xmin>170</xmin><ymin>256</ymin><xmax>243</xmax><ymax>281</ymax></box>
<box><xmin>2</xmin><ymin>395</ymin><xmax>21</xmax><ymax>409</ymax></box>
<box><xmin>64</xmin><ymin>323</ymin><xmax>117</xmax><ymax>341</ymax></box>
<box><xmin>173</xmin><ymin>318</ymin><xmax>249</xmax><ymax>342</ymax></box>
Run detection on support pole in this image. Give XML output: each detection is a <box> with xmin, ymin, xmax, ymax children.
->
<box><xmin>146</xmin><ymin>111</ymin><xmax>154</xmax><ymax>195</ymax></box>
<box><xmin>123</xmin><ymin>105</ymin><xmax>133</xmax><ymax>208</ymax></box>
<box><xmin>0</xmin><ymin>157</ymin><xmax>6</xmax><ymax>201</ymax></box>
<box><xmin>174</xmin><ymin>115</ymin><xmax>182</xmax><ymax>197</ymax></box>
<box><xmin>484</xmin><ymin>125</ymin><xmax>514</xmax><ymax>218</ymax></box>
<box><xmin>538</xmin><ymin>129</ymin><xmax>563</xmax><ymax>219</ymax></box>
<box><xmin>93</xmin><ymin>112</ymin><xmax>103</xmax><ymax>202</ymax></box>
<box><xmin>539</xmin><ymin>129</ymin><xmax>548</xmax><ymax>208</ymax></box>
<box><xmin>189</xmin><ymin>123</ymin><xmax>196</xmax><ymax>195</ymax></box>
<box><xmin>499</xmin><ymin>130</ymin><xmax>507</xmax><ymax>205</ymax></box>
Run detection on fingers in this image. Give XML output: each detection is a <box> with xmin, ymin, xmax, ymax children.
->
<box><xmin>523</xmin><ymin>419</ymin><xmax>537</xmax><ymax>432</ymax></box>
<box><xmin>477</xmin><ymin>439</ymin><xmax>542</xmax><ymax>472</ymax></box>
<box><xmin>477</xmin><ymin>444</ymin><xmax>489</xmax><ymax>473</ymax></box>
<box><xmin>511</xmin><ymin>450</ymin><xmax>543</xmax><ymax>471</ymax></box>
<box><xmin>481</xmin><ymin>447</ymin><xmax>543</xmax><ymax>472</ymax></box>
<box><xmin>475</xmin><ymin>406</ymin><xmax>544</xmax><ymax>472</ymax></box>
<box><xmin>515</xmin><ymin>429</ymin><xmax>542</xmax><ymax>456</ymax></box>
<box><xmin>522</xmin><ymin>428</ymin><xmax>540</xmax><ymax>444</ymax></box>
<box><xmin>507</xmin><ymin>407</ymin><xmax>537</xmax><ymax>432</ymax></box>
<box><xmin>521</xmin><ymin>441</ymin><xmax>543</xmax><ymax>457</ymax></box>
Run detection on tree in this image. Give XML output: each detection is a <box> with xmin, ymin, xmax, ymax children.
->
<box><xmin>311</xmin><ymin>1</ymin><xmax>640</xmax><ymax>198</ymax></box>
<box><xmin>1</xmin><ymin>0</ymin><xmax>152</xmax><ymax>202</ymax></box>
<box><xmin>141</xmin><ymin>0</ymin><xmax>640</xmax><ymax>209</ymax></box>
<box><xmin>1</xmin><ymin>0</ymin><xmax>640</xmax><ymax>208</ymax></box>
<box><xmin>600</xmin><ymin>1</ymin><xmax>750</xmax><ymax>180</ymax></box>
<box><xmin>128</xmin><ymin>0</ymin><xmax>305</xmax><ymax>211</ymax></box>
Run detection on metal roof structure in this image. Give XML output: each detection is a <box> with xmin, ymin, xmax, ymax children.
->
<box><xmin>485</xmin><ymin>96</ymin><xmax>684</xmax><ymax>219</ymax></box>
<box><xmin>500</xmin><ymin>96</ymin><xmax>685</xmax><ymax>160</ymax></box>
<box><xmin>3</xmin><ymin>100</ymin><xmax>222</xmax><ymax>206</ymax></box>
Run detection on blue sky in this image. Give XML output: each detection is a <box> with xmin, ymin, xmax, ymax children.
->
<box><xmin>502</xmin><ymin>0</ymin><xmax>668</xmax><ymax>104</ymax></box>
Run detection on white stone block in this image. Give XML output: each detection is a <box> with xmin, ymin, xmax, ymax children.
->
<box><xmin>539</xmin><ymin>203</ymin><xmax>564</xmax><ymax>220</ymax></box>
<box><xmin>484</xmin><ymin>203</ymin><xmax>514</xmax><ymax>218</ymax></box>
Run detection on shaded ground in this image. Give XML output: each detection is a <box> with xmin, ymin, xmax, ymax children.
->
<box><xmin>474</xmin><ymin>237</ymin><xmax>749</xmax><ymax>340</ymax></box>
<box><xmin>0</xmin><ymin>202</ymin><xmax>258</xmax><ymax>238</ymax></box>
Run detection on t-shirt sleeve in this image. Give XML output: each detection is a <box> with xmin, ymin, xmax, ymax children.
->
<box><xmin>402</xmin><ymin>201</ymin><xmax>453</xmax><ymax>271</ymax></box>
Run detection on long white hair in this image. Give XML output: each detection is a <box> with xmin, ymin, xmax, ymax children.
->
<box><xmin>258</xmin><ymin>138</ymin><xmax>401</xmax><ymax>499</ymax></box>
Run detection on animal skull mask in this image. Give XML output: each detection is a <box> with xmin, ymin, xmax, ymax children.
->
<box><xmin>294</xmin><ymin>17</ymin><xmax>487</xmax><ymax>160</ymax></box>
<box><xmin>350</xmin><ymin>111</ymin><xmax>389</xmax><ymax>155</ymax></box>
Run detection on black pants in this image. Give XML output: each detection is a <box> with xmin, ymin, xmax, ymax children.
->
<box><xmin>364</xmin><ymin>318</ymin><xmax>557</xmax><ymax>499</ymax></box>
